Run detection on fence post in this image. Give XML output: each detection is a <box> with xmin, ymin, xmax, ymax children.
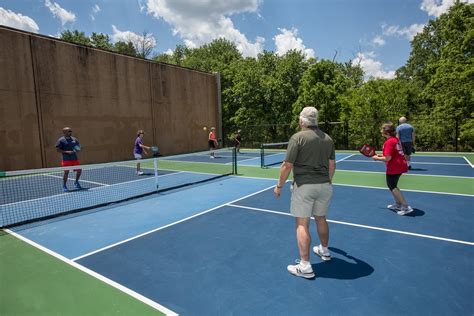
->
<box><xmin>455</xmin><ymin>118</ymin><xmax>459</xmax><ymax>152</ymax></box>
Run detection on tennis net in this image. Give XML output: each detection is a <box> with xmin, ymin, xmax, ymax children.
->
<box><xmin>1</xmin><ymin>147</ymin><xmax>237</xmax><ymax>227</ymax></box>
<box><xmin>260</xmin><ymin>142</ymin><xmax>288</xmax><ymax>168</ymax></box>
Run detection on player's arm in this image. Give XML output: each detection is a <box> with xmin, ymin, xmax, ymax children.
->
<box><xmin>274</xmin><ymin>160</ymin><xmax>293</xmax><ymax>197</ymax></box>
<box><xmin>329</xmin><ymin>159</ymin><xmax>335</xmax><ymax>183</ymax></box>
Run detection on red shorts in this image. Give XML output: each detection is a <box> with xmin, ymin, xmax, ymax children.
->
<box><xmin>61</xmin><ymin>160</ymin><xmax>81</xmax><ymax>172</ymax></box>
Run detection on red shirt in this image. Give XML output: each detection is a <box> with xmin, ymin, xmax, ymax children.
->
<box><xmin>382</xmin><ymin>136</ymin><xmax>408</xmax><ymax>174</ymax></box>
<box><xmin>209</xmin><ymin>131</ymin><xmax>216</xmax><ymax>141</ymax></box>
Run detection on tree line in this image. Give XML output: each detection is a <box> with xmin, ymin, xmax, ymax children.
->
<box><xmin>60</xmin><ymin>2</ymin><xmax>472</xmax><ymax>151</ymax></box>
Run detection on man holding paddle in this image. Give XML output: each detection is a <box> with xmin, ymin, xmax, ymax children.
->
<box><xmin>274</xmin><ymin>106</ymin><xmax>336</xmax><ymax>279</ymax></box>
<box><xmin>56</xmin><ymin>127</ymin><xmax>82</xmax><ymax>192</ymax></box>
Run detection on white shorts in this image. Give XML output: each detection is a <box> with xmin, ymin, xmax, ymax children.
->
<box><xmin>134</xmin><ymin>153</ymin><xmax>142</xmax><ymax>159</ymax></box>
<box><xmin>290</xmin><ymin>182</ymin><xmax>333</xmax><ymax>218</ymax></box>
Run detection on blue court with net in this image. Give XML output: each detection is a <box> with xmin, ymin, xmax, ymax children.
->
<box><xmin>1</xmin><ymin>149</ymin><xmax>473</xmax><ymax>315</ymax></box>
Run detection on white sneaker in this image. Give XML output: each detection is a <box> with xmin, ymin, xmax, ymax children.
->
<box><xmin>313</xmin><ymin>245</ymin><xmax>331</xmax><ymax>261</ymax></box>
<box><xmin>397</xmin><ymin>206</ymin><xmax>414</xmax><ymax>216</ymax></box>
<box><xmin>136</xmin><ymin>171</ymin><xmax>144</xmax><ymax>176</ymax></box>
<box><xmin>287</xmin><ymin>260</ymin><xmax>315</xmax><ymax>279</ymax></box>
<box><xmin>387</xmin><ymin>203</ymin><xmax>401</xmax><ymax>211</ymax></box>
<box><xmin>209</xmin><ymin>156</ymin><xmax>215</xmax><ymax>159</ymax></box>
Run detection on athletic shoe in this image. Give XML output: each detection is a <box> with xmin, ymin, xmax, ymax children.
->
<box><xmin>210</xmin><ymin>156</ymin><xmax>215</xmax><ymax>159</ymax></box>
<box><xmin>397</xmin><ymin>206</ymin><xmax>414</xmax><ymax>216</ymax></box>
<box><xmin>408</xmin><ymin>165</ymin><xmax>412</xmax><ymax>170</ymax></box>
<box><xmin>287</xmin><ymin>260</ymin><xmax>315</xmax><ymax>279</ymax></box>
<box><xmin>313</xmin><ymin>245</ymin><xmax>331</xmax><ymax>261</ymax></box>
<box><xmin>387</xmin><ymin>203</ymin><xmax>402</xmax><ymax>211</ymax></box>
<box><xmin>136</xmin><ymin>171</ymin><xmax>144</xmax><ymax>176</ymax></box>
<box><xmin>74</xmin><ymin>182</ymin><xmax>82</xmax><ymax>189</ymax></box>
<box><xmin>63</xmin><ymin>186</ymin><xmax>69</xmax><ymax>192</ymax></box>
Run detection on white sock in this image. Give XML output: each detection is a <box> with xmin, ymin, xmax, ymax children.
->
<box><xmin>320</xmin><ymin>245</ymin><xmax>329</xmax><ymax>253</ymax></box>
<box><xmin>300</xmin><ymin>260</ymin><xmax>310</xmax><ymax>267</ymax></box>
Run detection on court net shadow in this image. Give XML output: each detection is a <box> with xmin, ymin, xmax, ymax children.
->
<box><xmin>312</xmin><ymin>247</ymin><xmax>374</xmax><ymax>280</ymax></box>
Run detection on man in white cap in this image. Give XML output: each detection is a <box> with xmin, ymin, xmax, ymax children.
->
<box><xmin>274</xmin><ymin>106</ymin><xmax>336</xmax><ymax>279</ymax></box>
<box><xmin>396</xmin><ymin>117</ymin><xmax>415</xmax><ymax>169</ymax></box>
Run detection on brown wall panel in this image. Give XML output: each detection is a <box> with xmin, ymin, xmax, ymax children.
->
<box><xmin>30</xmin><ymin>37</ymin><xmax>153</xmax><ymax>167</ymax></box>
<box><xmin>0</xmin><ymin>28</ymin><xmax>42</xmax><ymax>170</ymax></box>
<box><xmin>151</xmin><ymin>64</ymin><xmax>218</xmax><ymax>155</ymax></box>
<box><xmin>0</xmin><ymin>26</ymin><xmax>219</xmax><ymax>171</ymax></box>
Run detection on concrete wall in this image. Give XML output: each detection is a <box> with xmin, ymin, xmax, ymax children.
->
<box><xmin>0</xmin><ymin>26</ymin><xmax>219</xmax><ymax>171</ymax></box>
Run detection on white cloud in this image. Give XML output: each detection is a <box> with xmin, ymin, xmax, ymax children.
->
<box><xmin>273</xmin><ymin>27</ymin><xmax>315</xmax><ymax>58</ymax></box>
<box><xmin>111</xmin><ymin>25</ymin><xmax>157</xmax><ymax>47</ymax></box>
<box><xmin>44</xmin><ymin>0</ymin><xmax>76</xmax><ymax>25</ymax></box>
<box><xmin>138</xmin><ymin>0</ymin><xmax>146</xmax><ymax>13</ymax></box>
<box><xmin>0</xmin><ymin>7</ymin><xmax>39</xmax><ymax>33</ymax></box>
<box><xmin>145</xmin><ymin>0</ymin><xmax>264</xmax><ymax>57</ymax></box>
<box><xmin>382</xmin><ymin>23</ymin><xmax>425</xmax><ymax>41</ymax></box>
<box><xmin>90</xmin><ymin>4</ymin><xmax>101</xmax><ymax>21</ymax></box>
<box><xmin>371</xmin><ymin>35</ymin><xmax>385</xmax><ymax>47</ymax></box>
<box><xmin>420</xmin><ymin>0</ymin><xmax>473</xmax><ymax>17</ymax></box>
<box><xmin>353</xmin><ymin>52</ymin><xmax>395</xmax><ymax>80</ymax></box>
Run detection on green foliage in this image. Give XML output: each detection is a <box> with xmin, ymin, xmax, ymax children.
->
<box><xmin>90</xmin><ymin>32</ymin><xmax>113</xmax><ymax>50</ymax></box>
<box><xmin>56</xmin><ymin>3</ymin><xmax>472</xmax><ymax>151</ymax></box>
<box><xmin>114</xmin><ymin>41</ymin><xmax>137</xmax><ymax>56</ymax></box>
<box><xmin>60</xmin><ymin>30</ymin><xmax>91</xmax><ymax>46</ymax></box>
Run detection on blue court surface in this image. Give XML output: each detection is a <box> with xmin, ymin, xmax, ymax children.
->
<box><xmin>11</xmin><ymin>174</ymin><xmax>474</xmax><ymax>315</ymax></box>
<box><xmin>336</xmin><ymin>154</ymin><xmax>473</xmax><ymax>177</ymax></box>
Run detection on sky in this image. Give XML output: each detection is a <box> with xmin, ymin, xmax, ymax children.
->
<box><xmin>0</xmin><ymin>0</ymin><xmax>471</xmax><ymax>78</ymax></box>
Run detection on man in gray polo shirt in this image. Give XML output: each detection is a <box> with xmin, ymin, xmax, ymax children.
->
<box><xmin>274</xmin><ymin>106</ymin><xmax>336</xmax><ymax>279</ymax></box>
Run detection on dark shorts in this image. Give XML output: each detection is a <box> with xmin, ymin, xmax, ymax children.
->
<box><xmin>208</xmin><ymin>140</ymin><xmax>216</xmax><ymax>149</ymax></box>
<box><xmin>401</xmin><ymin>142</ymin><xmax>413</xmax><ymax>156</ymax></box>
<box><xmin>386</xmin><ymin>174</ymin><xmax>402</xmax><ymax>191</ymax></box>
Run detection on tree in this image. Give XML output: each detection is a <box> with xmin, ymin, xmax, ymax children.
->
<box><xmin>397</xmin><ymin>1</ymin><xmax>473</xmax><ymax>150</ymax></box>
<box><xmin>90</xmin><ymin>32</ymin><xmax>113</xmax><ymax>50</ymax></box>
<box><xmin>132</xmin><ymin>31</ymin><xmax>156</xmax><ymax>59</ymax></box>
<box><xmin>114</xmin><ymin>41</ymin><xmax>137</xmax><ymax>56</ymax></box>
<box><xmin>60</xmin><ymin>30</ymin><xmax>91</xmax><ymax>46</ymax></box>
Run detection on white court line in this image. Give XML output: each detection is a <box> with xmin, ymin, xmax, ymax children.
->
<box><xmin>45</xmin><ymin>174</ymin><xmax>111</xmax><ymax>186</ymax></box>
<box><xmin>71</xmin><ymin>182</ymin><xmax>277</xmax><ymax>261</ymax></box>
<box><xmin>226</xmin><ymin>204</ymin><xmax>474</xmax><ymax>246</ymax></box>
<box><xmin>4</xmin><ymin>229</ymin><xmax>178</xmax><ymax>316</ymax></box>
<box><xmin>336</xmin><ymin>153</ymin><xmax>355</xmax><ymax>163</ymax></box>
<box><xmin>463</xmin><ymin>156</ymin><xmax>474</xmax><ymax>168</ymax></box>
<box><xmin>340</xmin><ymin>160</ymin><xmax>470</xmax><ymax>166</ymax></box>
<box><xmin>335</xmin><ymin>168</ymin><xmax>473</xmax><ymax>179</ymax></box>
<box><xmin>0</xmin><ymin>172</ymin><xmax>180</xmax><ymax>208</ymax></box>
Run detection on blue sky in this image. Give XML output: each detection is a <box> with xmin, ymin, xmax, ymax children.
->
<box><xmin>0</xmin><ymin>0</ymin><xmax>468</xmax><ymax>78</ymax></box>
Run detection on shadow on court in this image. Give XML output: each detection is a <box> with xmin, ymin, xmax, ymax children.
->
<box><xmin>408</xmin><ymin>168</ymin><xmax>428</xmax><ymax>172</ymax></box>
<box><xmin>312</xmin><ymin>247</ymin><xmax>374</xmax><ymax>280</ymax></box>
<box><xmin>386</xmin><ymin>207</ymin><xmax>426</xmax><ymax>217</ymax></box>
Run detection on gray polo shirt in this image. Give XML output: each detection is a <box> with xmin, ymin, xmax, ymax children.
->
<box><xmin>285</xmin><ymin>128</ymin><xmax>335</xmax><ymax>185</ymax></box>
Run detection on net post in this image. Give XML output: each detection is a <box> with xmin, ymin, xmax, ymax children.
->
<box><xmin>153</xmin><ymin>158</ymin><xmax>159</xmax><ymax>189</ymax></box>
<box><xmin>232</xmin><ymin>146</ymin><xmax>237</xmax><ymax>174</ymax></box>
<box><xmin>260</xmin><ymin>143</ymin><xmax>264</xmax><ymax>168</ymax></box>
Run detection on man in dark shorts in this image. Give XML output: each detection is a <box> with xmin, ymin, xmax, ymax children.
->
<box><xmin>208</xmin><ymin>127</ymin><xmax>218</xmax><ymax>158</ymax></box>
<box><xmin>234</xmin><ymin>129</ymin><xmax>242</xmax><ymax>153</ymax></box>
<box><xmin>396</xmin><ymin>117</ymin><xmax>415</xmax><ymax>169</ymax></box>
<box><xmin>55</xmin><ymin>127</ymin><xmax>82</xmax><ymax>192</ymax></box>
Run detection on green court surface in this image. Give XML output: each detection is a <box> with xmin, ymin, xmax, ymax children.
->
<box><xmin>1</xmin><ymin>150</ymin><xmax>472</xmax><ymax>315</ymax></box>
<box><xmin>0</xmin><ymin>232</ymin><xmax>163</xmax><ymax>316</ymax></box>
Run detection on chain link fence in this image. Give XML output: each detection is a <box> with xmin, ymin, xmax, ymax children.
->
<box><xmin>224</xmin><ymin>117</ymin><xmax>473</xmax><ymax>152</ymax></box>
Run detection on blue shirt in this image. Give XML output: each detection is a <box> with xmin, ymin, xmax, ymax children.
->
<box><xmin>134</xmin><ymin>137</ymin><xmax>143</xmax><ymax>155</ymax></box>
<box><xmin>396</xmin><ymin>123</ymin><xmax>414</xmax><ymax>143</ymax></box>
<box><xmin>56</xmin><ymin>136</ymin><xmax>80</xmax><ymax>161</ymax></box>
